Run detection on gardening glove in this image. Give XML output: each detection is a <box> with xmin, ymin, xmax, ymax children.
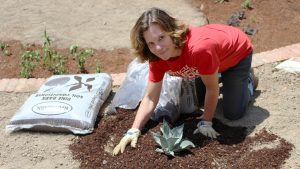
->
<box><xmin>113</xmin><ymin>128</ymin><xmax>141</xmax><ymax>156</ymax></box>
<box><xmin>193</xmin><ymin>120</ymin><xmax>220</xmax><ymax>139</ymax></box>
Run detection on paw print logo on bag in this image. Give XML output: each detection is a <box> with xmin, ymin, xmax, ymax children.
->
<box><xmin>43</xmin><ymin>76</ymin><xmax>96</xmax><ymax>92</ymax></box>
<box><xmin>67</xmin><ymin>76</ymin><xmax>95</xmax><ymax>92</ymax></box>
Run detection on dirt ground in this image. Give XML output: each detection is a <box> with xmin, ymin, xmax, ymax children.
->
<box><xmin>0</xmin><ymin>0</ymin><xmax>300</xmax><ymax>169</ymax></box>
<box><xmin>0</xmin><ymin>92</ymin><xmax>80</xmax><ymax>168</ymax></box>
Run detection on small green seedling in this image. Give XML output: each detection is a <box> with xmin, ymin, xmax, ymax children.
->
<box><xmin>43</xmin><ymin>29</ymin><xmax>51</xmax><ymax>47</ymax></box>
<box><xmin>78</xmin><ymin>48</ymin><xmax>93</xmax><ymax>72</ymax></box>
<box><xmin>0</xmin><ymin>42</ymin><xmax>5</xmax><ymax>51</ymax></box>
<box><xmin>21</xmin><ymin>43</ymin><xmax>33</xmax><ymax>50</ymax></box>
<box><xmin>51</xmin><ymin>53</ymin><xmax>66</xmax><ymax>75</ymax></box>
<box><xmin>69</xmin><ymin>45</ymin><xmax>79</xmax><ymax>59</ymax></box>
<box><xmin>215</xmin><ymin>0</ymin><xmax>228</xmax><ymax>3</ymax></box>
<box><xmin>70</xmin><ymin>45</ymin><xmax>93</xmax><ymax>72</ymax></box>
<box><xmin>151</xmin><ymin>119</ymin><xmax>195</xmax><ymax>157</ymax></box>
<box><xmin>42</xmin><ymin>29</ymin><xmax>53</xmax><ymax>68</ymax></box>
<box><xmin>242</xmin><ymin>0</ymin><xmax>253</xmax><ymax>9</ymax></box>
<box><xmin>3</xmin><ymin>49</ymin><xmax>11</xmax><ymax>56</ymax></box>
<box><xmin>42</xmin><ymin>29</ymin><xmax>66</xmax><ymax>74</ymax></box>
<box><xmin>20</xmin><ymin>50</ymin><xmax>40</xmax><ymax>78</ymax></box>
<box><xmin>96</xmin><ymin>63</ymin><xmax>101</xmax><ymax>73</ymax></box>
<box><xmin>0</xmin><ymin>42</ymin><xmax>11</xmax><ymax>56</ymax></box>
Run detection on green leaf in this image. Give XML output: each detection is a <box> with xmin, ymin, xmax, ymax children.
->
<box><xmin>0</xmin><ymin>42</ymin><xmax>4</xmax><ymax>50</ymax></box>
<box><xmin>155</xmin><ymin>148</ymin><xmax>164</xmax><ymax>153</ymax></box>
<box><xmin>170</xmin><ymin>124</ymin><xmax>184</xmax><ymax>146</ymax></box>
<box><xmin>151</xmin><ymin>131</ymin><xmax>168</xmax><ymax>149</ymax></box>
<box><xmin>179</xmin><ymin>139</ymin><xmax>195</xmax><ymax>150</ymax></box>
<box><xmin>166</xmin><ymin>151</ymin><xmax>175</xmax><ymax>157</ymax></box>
<box><xmin>84</xmin><ymin>48</ymin><xmax>93</xmax><ymax>55</ymax></box>
<box><xmin>161</xmin><ymin>119</ymin><xmax>171</xmax><ymax>139</ymax></box>
<box><xmin>151</xmin><ymin>131</ymin><xmax>162</xmax><ymax>146</ymax></box>
<box><xmin>70</xmin><ymin>45</ymin><xmax>78</xmax><ymax>54</ymax></box>
<box><xmin>172</xmin><ymin>140</ymin><xmax>195</xmax><ymax>153</ymax></box>
<box><xmin>156</xmin><ymin>147</ymin><xmax>175</xmax><ymax>157</ymax></box>
<box><xmin>171</xmin><ymin>124</ymin><xmax>184</xmax><ymax>139</ymax></box>
<box><xmin>159</xmin><ymin>134</ymin><xmax>168</xmax><ymax>149</ymax></box>
<box><xmin>43</xmin><ymin>29</ymin><xmax>51</xmax><ymax>46</ymax></box>
<box><xmin>152</xmin><ymin>120</ymin><xmax>195</xmax><ymax>157</ymax></box>
<box><xmin>166</xmin><ymin>137</ymin><xmax>179</xmax><ymax>150</ymax></box>
<box><xmin>4</xmin><ymin>50</ymin><xmax>11</xmax><ymax>56</ymax></box>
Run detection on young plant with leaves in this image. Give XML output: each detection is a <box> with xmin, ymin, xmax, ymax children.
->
<box><xmin>21</xmin><ymin>43</ymin><xmax>34</xmax><ymax>51</ymax></box>
<box><xmin>51</xmin><ymin>53</ymin><xmax>66</xmax><ymax>75</ymax></box>
<box><xmin>0</xmin><ymin>41</ymin><xmax>11</xmax><ymax>56</ymax></box>
<box><xmin>151</xmin><ymin>119</ymin><xmax>195</xmax><ymax>157</ymax></box>
<box><xmin>69</xmin><ymin>45</ymin><xmax>79</xmax><ymax>59</ymax></box>
<box><xmin>96</xmin><ymin>63</ymin><xmax>101</xmax><ymax>73</ymax></box>
<box><xmin>242</xmin><ymin>0</ymin><xmax>253</xmax><ymax>9</ymax></box>
<box><xmin>0</xmin><ymin>41</ymin><xmax>4</xmax><ymax>51</ymax></box>
<box><xmin>20</xmin><ymin>50</ymin><xmax>40</xmax><ymax>78</ymax></box>
<box><xmin>42</xmin><ymin>29</ymin><xmax>66</xmax><ymax>74</ymax></box>
<box><xmin>69</xmin><ymin>45</ymin><xmax>93</xmax><ymax>72</ymax></box>
<box><xmin>43</xmin><ymin>29</ymin><xmax>52</xmax><ymax>68</ymax></box>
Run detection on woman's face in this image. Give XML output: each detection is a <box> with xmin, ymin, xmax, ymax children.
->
<box><xmin>143</xmin><ymin>24</ymin><xmax>181</xmax><ymax>61</ymax></box>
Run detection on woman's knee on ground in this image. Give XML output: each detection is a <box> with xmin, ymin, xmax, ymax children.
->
<box><xmin>223</xmin><ymin>105</ymin><xmax>247</xmax><ymax>120</ymax></box>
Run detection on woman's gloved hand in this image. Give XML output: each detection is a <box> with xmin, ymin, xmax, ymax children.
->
<box><xmin>193</xmin><ymin>120</ymin><xmax>220</xmax><ymax>139</ymax></box>
<box><xmin>113</xmin><ymin>128</ymin><xmax>141</xmax><ymax>156</ymax></box>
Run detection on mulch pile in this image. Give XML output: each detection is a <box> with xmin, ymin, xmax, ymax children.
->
<box><xmin>69</xmin><ymin>109</ymin><xmax>293</xmax><ymax>169</ymax></box>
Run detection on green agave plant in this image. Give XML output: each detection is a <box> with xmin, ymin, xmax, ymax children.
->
<box><xmin>151</xmin><ymin>119</ymin><xmax>195</xmax><ymax>157</ymax></box>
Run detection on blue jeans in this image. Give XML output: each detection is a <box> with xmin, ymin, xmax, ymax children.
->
<box><xmin>195</xmin><ymin>53</ymin><xmax>253</xmax><ymax>120</ymax></box>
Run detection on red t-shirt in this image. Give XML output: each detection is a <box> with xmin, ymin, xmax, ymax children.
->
<box><xmin>149</xmin><ymin>24</ymin><xmax>253</xmax><ymax>82</ymax></box>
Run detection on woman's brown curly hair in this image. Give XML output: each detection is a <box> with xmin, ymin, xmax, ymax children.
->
<box><xmin>130</xmin><ymin>7</ymin><xmax>189</xmax><ymax>62</ymax></box>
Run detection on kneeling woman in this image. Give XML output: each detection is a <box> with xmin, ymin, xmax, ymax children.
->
<box><xmin>113</xmin><ymin>7</ymin><xmax>255</xmax><ymax>155</ymax></box>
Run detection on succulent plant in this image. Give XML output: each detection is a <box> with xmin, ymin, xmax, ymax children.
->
<box><xmin>151</xmin><ymin>119</ymin><xmax>195</xmax><ymax>157</ymax></box>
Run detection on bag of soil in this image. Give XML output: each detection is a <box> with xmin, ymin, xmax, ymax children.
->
<box><xmin>108</xmin><ymin>58</ymin><xmax>199</xmax><ymax>123</ymax></box>
<box><xmin>6</xmin><ymin>73</ymin><xmax>112</xmax><ymax>134</ymax></box>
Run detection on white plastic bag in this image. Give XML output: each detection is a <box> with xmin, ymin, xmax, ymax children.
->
<box><xmin>275</xmin><ymin>57</ymin><xmax>300</xmax><ymax>73</ymax></box>
<box><xmin>6</xmin><ymin>73</ymin><xmax>112</xmax><ymax>134</ymax></box>
<box><xmin>110</xmin><ymin>58</ymin><xmax>149</xmax><ymax>109</ymax></box>
<box><xmin>152</xmin><ymin>74</ymin><xmax>182</xmax><ymax>123</ymax></box>
<box><xmin>109</xmin><ymin>58</ymin><xmax>199</xmax><ymax>123</ymax></box>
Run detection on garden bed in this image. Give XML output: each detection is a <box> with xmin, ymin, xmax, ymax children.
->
<box><xmin>1</xmin><ymin>0</ymin><xmax>299</xmax><ymax>79</ymax></box>
<box><xmin>1</xmin><ymin>0</ymin><xmax>299</xmax><ymax>168</ymax></box>
<box><xmin>69</xmin><ymin>109</ymin><xmax>293</xmax><ymax>168</ymax></box>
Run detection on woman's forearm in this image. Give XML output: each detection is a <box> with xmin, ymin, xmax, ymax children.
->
<box><xmin>131</xmin><ymin>80</ymin><xmax>162</xmax><ymax>130</ymax></box>
<box><xmin>202</xmin><ymin>86</ymin><xmax>219</xmax><ymax>121</ymax></box>
<box><xmin>131</xmin><ymin>97</ymin><xmax>157</xmax><ymax>129</ymax></box>
<box><xmin>199</xmin><ymin>70</ymin><xmax>220</xmax><ymax>122</ymax></box>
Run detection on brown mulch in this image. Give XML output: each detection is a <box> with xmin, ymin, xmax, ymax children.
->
<box><xmin>69</xmin><ymin>109</ymin><xmax>293</xmax><ymax>169</ymax></box>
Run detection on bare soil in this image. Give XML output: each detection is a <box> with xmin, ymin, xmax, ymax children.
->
<box><xmin>1</xmin><ymin>0</ymin><xmax>300</xmax><ymax>79</ymax></box>
<box><xmin>0</xmin><ymin>41</ymin><xmax>134</xmax><ymax>78</ymax></box>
